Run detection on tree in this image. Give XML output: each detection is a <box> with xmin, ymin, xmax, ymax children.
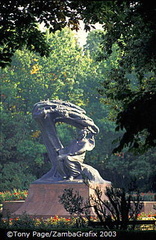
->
<box><xmin>93</xmin><ymin>1</ymin><xmax>156</xmax><ymax>152</ymax></box>
<box><xmin>1</xmin><ymin>28</ymin><xmax>89</xmax><ymax>190</ymax></box>
<box><xmin>1</xmin><ymin>1</ymin><xmax>156</xmax><ymax>151</ymax></box>
<box><xmin>83</xmin><ymin>28</ymin><xmax>156</xmax><ymax>192</ymax></box>
<box><xmin>59</xmin><ymin>186</ymin><xmax>143</xmax><ymax>230</ymax></box>
<box><xmin>83</xmin><ymin>0</ymin><xmax>156</xmax><ymax>153</ymax></box>
<box><xmin>1</xmin><ymin>28</ymin><xmax>117</xmax><ymax>190</ymax></box>
<box><xmin>0</xmin><ymin>0</ymin><xmax>91</xmax><ymax>67</ymax></box>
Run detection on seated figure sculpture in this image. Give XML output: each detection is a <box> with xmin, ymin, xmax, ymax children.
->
<box><xmin>32</xmin><ymin>99</ymin><xmax>109</xmax><ymax>184</ymax></box>
<box><xmin>57</xmin><ymin>129</ymin><xmax>96</xmax><ymax>180</ymax></box>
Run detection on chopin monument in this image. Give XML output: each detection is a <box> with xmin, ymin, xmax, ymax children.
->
<box><xmin>32</xmin><ymin>99</ymin><xmax>107</xmax><ymax>183</ymax></box>
<box><xmin>14</xmin><ymin>100</ymin><xmax>111</xmax><ymax>217</ymax></box>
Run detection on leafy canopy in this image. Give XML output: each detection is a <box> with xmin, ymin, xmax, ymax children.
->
<box><xmin>92</xmin><ymin>1</ymin><xmax>156</xmax><ymax>152</ymax></box>
<box><xmin>0</xmin><ymin>0</ymin><xmax>95</xmax><ymax>67</ymax></box>
<box><xmin>1</xmin><ymin>26</ymin><xmax>156</xmax><ymax>191</ymax></box>
<box><xmin>1</xmin><ymin>0</ymin><xmax>156</xmax><ymax>152</ymax></box>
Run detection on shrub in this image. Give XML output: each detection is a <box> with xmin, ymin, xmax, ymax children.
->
<box><xmin>59</xmin><ymin>186</ymin><xmax>144</xmax><ymax>230</ymax></box>
<box><xmin>0</xmin><ymin>189</ymin><xmax>28</xmax><ymax>203</ymax></box>
<box><xmin>0</xmin><ymin>214</ymin><xmax>79</xmax><ymax>230</ymax></box>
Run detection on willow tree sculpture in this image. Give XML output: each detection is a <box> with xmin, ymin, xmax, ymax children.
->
<box><xmin>32</xmin><ymin>100</ymin><xmax>108</xmax><ymax>184</ymax></box>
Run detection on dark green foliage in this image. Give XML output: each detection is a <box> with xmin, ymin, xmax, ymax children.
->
<box><xmin>0</xmin><ymin>0</ymin><xmax>95</xmax><ymax>67</ymax></box>
<box><xmin>0</xmin><ymin>1</ymin><xmax>49</xmax><ymax>67</ymax></box>
<box><xmin>97</xmin><ymin>149</ymin><xmax>156</xmax><ymax>192</ymax></box>
<box><xmin>93</xmin><ymin>1</ymin><xmax>156</xmax><ymax>152</ymax></box>
<box><xmin>0</xmin><ymin>162</ymin><xmax>35</xmax><ymax>191</ymax></box>
<box><xmin>1</xmin><ymin>0</ymin><xmax>156</xmax><ymax>153</ymax></box>
<box><xmin>1</xmin><ymin>28</ymin><xmax>117</xmax><ymax>191</ymax></box>
<box><xmin>83</xmin><ymin>28</ymin><xmax>156</xmax><ymax>191</ymax></box>
<box><xmin>1</xmin><ymin>2</ymin><xmax>156</xmax><ymax>192</ymax></box>
<box><xmin>114</xmin><ymin>92</ymin><xmax>156</xmax><ymax>152</ymax></box>
<box><xmin>9</xmin><ymin>213</ymin><xmax>36</xmax><ymax>230</ymax></box>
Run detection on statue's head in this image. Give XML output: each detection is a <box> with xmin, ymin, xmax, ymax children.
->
<box><xmin>77</xmin><ymin>128</ymin><xmax>95</xmax><ymax>141</ymax></box>
<box><xmin>77</xmin><ymin>129</ymin><xmax>87</xmax><ymax>140</ymax></box>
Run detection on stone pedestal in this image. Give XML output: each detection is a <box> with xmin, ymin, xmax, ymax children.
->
<box><xmin>13</xmin><ymin>182</ymin><xmax>111</xmax><ymax>218</ymax></box>
<box><xmin>2</xmin><ymin>201</ymin><xmax>25</xmax><ymax>217</ymax></box>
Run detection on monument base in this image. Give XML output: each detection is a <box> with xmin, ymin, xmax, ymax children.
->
<box><xmin>13</xmin><ymin>181</ymin><xmax>111</xmax><ymax>218</ymax></box>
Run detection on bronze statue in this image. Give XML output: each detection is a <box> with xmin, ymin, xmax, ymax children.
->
<box><xmin>32</xmin><ymin>99</ymin><xmax>109</xmax><ymax>184</ymax></box>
